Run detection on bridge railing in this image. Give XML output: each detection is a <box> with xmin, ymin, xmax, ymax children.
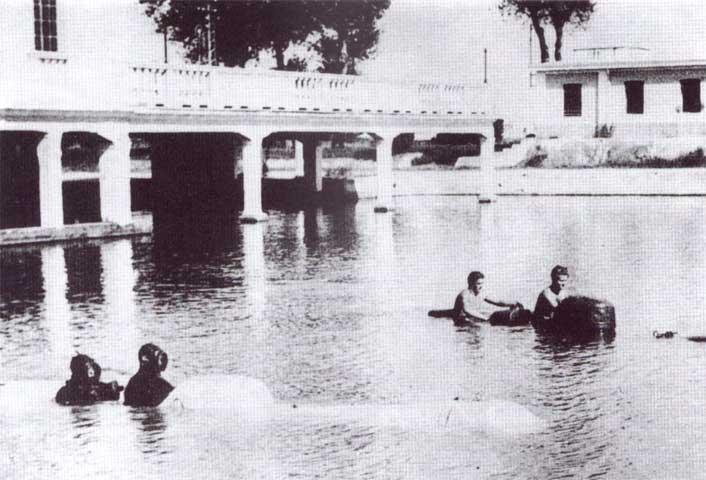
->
<box><xmin>1</xmin><ymin>55</ymin><xmax>490</xmax><ymax>119</ymax></box>
<box><xmin>130</xmin><ymin>64</ymin><xmax>490</xmax><ymax>117</ymax></box>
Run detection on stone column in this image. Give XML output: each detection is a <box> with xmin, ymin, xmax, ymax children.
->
<box><xmin>98</xmin><ymin>131</ymin><xmax>132</xmax><ymax>225</ymax></box>
<box><xmin>241</xmin><ymin>130</ymin><xmax>268</xmax><ymax>223</ymax></box>
<box><xmin>294</xmin><ymin>140</ymin><xmax>304</xmax><ymax>177</ymax></box>
<box><xmin>374</xmin><ymin>135</ymin><xmax>394</xmax><ymax>212</ymax></box>
<box><xmin>37</xmin><ymin>129</ymin><xmax>64</xmax><ymax>228</ymax></box>
<box><xmin>478</xmin><ymin>133</ymin><xmax>497</xmax><ymax>203</ymax></box>
<box><xmin>303</xmin><ymin>137</ymin><xmax>323</xmax><ymax>194</ymax></box>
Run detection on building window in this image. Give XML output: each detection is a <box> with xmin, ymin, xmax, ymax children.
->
<box><xmin>681</xmin><ymin>79</ymin><xmax>702</xmax><ymax>113</ymax></box>
<box><xmin>34</xmin><ymin>0</ymin><xmax>57</xmax><ymax>52</ymax></box>
<box><xmin>625</xmin><ymin>81</ymin><xmax>644</xmax><ymax>114</ymax></box>
<box><xmin>563</xmin><ymin>83</ymin><xmax>582</xmax><ymax>117</ymax></box>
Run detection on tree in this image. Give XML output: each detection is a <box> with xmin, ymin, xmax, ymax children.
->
<box><xmin>140</xmin><ymin>0</ymin><xmax>391</xmax><ymax>73</ymax></box>
<box><xmin>312</xmin><ymin>0</ymin><xmax>391</xmax><ymax>74</ymax></box>
<box><xmin>498</xmin><ymin>0</ymin><xmax>595</xmax><ymax>63</ymax></box>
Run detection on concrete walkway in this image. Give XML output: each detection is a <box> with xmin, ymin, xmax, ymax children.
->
<box><xmin>356</xmin><ymin>168</ymin><xmax>706</xmax><ymax>198</ymax></box>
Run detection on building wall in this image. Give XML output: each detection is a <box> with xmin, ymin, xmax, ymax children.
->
<box><xmin>539</xmin><ymin>72</ymin><xmax>597</xmax><ymax>138</ymax></box>
<box><xmin>1</xmin><ymin>1</ymin><xmax>164</xmax><ymax>67</ymax></box>
<box><xmin>536</xmin><ymin>67</ymin><xmax>705</xmax><ymax>140</ymax></box>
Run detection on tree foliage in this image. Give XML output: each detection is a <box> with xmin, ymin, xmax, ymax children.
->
<box><xmin>498</xmin><ymin>0</ymin><xmax>595</xmax><ymax>62</ymax></box>
<box><xmin>140</xmin><ymin>0</ymin><xmax>390</xmax><ymax>74</ymax></box>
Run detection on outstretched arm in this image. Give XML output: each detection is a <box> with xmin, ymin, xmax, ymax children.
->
<box><xmin>485</xmin><ymin>297</ymin><xmax>522</xmax><ymax>309</ymax></box>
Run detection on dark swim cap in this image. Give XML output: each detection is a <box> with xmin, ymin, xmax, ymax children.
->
<box><xmin>139</xmin><ymin>343</ymin><xmax>168</xmax><ymax>372</ymax></box>
<box><xmin>69</xmin><ymin>353</ymin><xmax>101</xmax><ymax>382</ymax></box>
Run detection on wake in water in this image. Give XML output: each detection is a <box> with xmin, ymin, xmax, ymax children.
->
<box><xmin>0</xmin><ymin>375</ymin><xmax>545</xmax><ymax>436</ymax></box>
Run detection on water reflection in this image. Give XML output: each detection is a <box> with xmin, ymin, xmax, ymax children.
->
<box><xmin>42</xmin><ymin>245</ymin><xmax>73</xmax><ymax>370</ymax></box>
<box><xmin>130</xmin><ymin>408</ymin><xmax>170</xmax><ymax>458</ymax></box>
<box><xmin>529</xmin><ymin>335</ymin><xmax>621</xmax><ymax>478</ymax></box>
<box><xmin>69</xmin><ymin>405</ymin><xmax>99</xmax><ymax>442</ymax></box>
<box><xmin>303</xmin><ymin>207</ymin><xmax>320</xmax><ymax>249</ymax></box>
<box><xmin>242</xmin><ymin>223</ymin><xmax>266</xmax><ymax>326</ymax></box>
<box><xmin>101</xmin><ymin>240</ymin><xmax>139</xmax><ymax>374</ymax></box>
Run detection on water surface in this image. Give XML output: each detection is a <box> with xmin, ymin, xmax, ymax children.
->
<box><xmin>1</xmin><ymin>196</ymin><xmax>705</xmax><ymax>479</ymax></box>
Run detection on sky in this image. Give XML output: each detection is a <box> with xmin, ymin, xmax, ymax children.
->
<box><xmin>353</xmin><ymin>0</ymin><xmax>706</xmax><ymax>121</ymax></box>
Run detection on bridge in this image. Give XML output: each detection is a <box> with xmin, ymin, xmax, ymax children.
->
<box><xmin>1</xmin><ymin>49</ymin><xmax>495</xmax><ymax>241</ymax></box>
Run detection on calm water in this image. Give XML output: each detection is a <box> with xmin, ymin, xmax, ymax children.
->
<box><xmin>1</xmin><ymin>196</ymin><xmax>706</xmax><ymax>479</ymax></box>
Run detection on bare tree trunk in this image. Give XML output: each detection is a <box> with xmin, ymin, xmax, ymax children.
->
<box><xmin>274</xmin><ymin>46</ymin><xmax>286</xmax><ymax>70</ymax></box>
<box><xmin>529</xmin><ymin>11</ymin><xmax>549</xmax><ymax>63</ymax></box>
<box><xmin>553</xmin><ymin>22</ymin><xmax>565</xmax><ymax>62</ymax></box>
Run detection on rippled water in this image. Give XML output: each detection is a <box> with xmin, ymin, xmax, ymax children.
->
<box><xmin>1</xmin><ymin>196</ymin><xmax>706</xmax><ymax>479</ymax></box>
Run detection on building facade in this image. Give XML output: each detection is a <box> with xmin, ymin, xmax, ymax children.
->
<box><xmin>531</xmin><ymin>48</ymin><xmax>706</xmax><ymax>140</ymax></box>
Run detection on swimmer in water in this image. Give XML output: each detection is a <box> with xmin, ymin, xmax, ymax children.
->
<box><xmin>533</xmin><ymin>265</ymin><xmax>570</xmax><ymax>322</ymax></box>
<box><xmin>453</xmin><ymin>271</ymin><xmax>522</xmax><ymax>325</ymax></box>
<box><xmin>124</xmin><ymin>343</ymin><xmax>174</xmax><ymax>407</ymax></box>
<box><xmin>55</xmin><ymin>353</ymin><xmax>123</xmax><ymax>406</ymax></box>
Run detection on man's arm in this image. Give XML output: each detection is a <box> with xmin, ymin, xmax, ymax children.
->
<box><xmin>484</xmin><ymin>297</ymin><xmax>522</xmax><ymax>309</ymax></box>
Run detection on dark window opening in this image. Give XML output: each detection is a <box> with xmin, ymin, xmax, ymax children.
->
<box><xmin>625</xmin><ymin>81</ymin><xmax>644</xmax><ymax>114</ymax></box>
<box><xmin>563</xmin><ymin>83</ymin><xmax>582</xmax><ymax>117</ymax></box>
<box><xmin>33</xmin><ymin>0</ymin><xmax>57</xmax><ymax>52</ymax></box>
<box><xmin>681</xmin><ymin>79</ymin><xmax>702</xmax><ymax>113</ymax></box>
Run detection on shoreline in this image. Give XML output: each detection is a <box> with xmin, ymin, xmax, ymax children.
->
<box><xmin>2</xmin><ymin>168</ymin><xmax>705</xmax><ymax>247</ymax></box>
<box><xmin>355</xmin><ymin>167</ymin><xmax>706</xmax><ymax>198</ymax></box>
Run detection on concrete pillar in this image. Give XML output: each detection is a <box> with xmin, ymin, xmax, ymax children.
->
<box><xmin>374</xmin><ymin>135</ymin><xmax>394</xmax><ymax>212</ymax></box>
<box><xmin>478</xmin><ymin>134</ymin><xmax>497</xmax><ymax>203</ymax></box>
<box><xmin>241</xmin><ymin>130</ymin><xmax>268</xmax><ymax>223</ymax></box>
<box><xmin>303</xmin><ymin>138</ymin><xmax>323</xmax><ymax>194</ymax></box>
<box><xmin>98</xmin><ymin>131</ymin><xmax>132</xmax><ymax>225</ymax></box>
<box><xmin>294</xmin><ymin>140</ymin><xmax>304</xmax><ymax>177</ymax></box>
<box><xmin>37</xmin><ymin>130</ymin><xmax>64</xmax><ymax>228</ymax></box>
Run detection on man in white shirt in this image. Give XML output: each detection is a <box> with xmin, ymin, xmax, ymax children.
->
<box><xmin>453</xmin><ymin>271</ymin><xmax>521</xmax><ymax>324</ymax></box>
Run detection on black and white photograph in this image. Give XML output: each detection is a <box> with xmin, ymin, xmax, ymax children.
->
<box><xmin>1</xmin><ymin>0</ymin><xmax>705</xmax><ymax>478</ymax></box>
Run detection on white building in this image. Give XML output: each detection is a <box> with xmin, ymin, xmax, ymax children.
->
<box><xmin>531</xmin><ymin>47</ymin><xmax>706</xmax><ymax>140</ymax></box>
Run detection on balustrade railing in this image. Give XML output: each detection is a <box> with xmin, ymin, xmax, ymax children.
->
<box><xmin>130</xmin><ymin>64</ymin><xmax>490</xmax><ymax>117</ymax></box>
<box><xmin>3</xmin><ymin>55</ymin><xmax>490</xmax><ymax>118</ymax></box>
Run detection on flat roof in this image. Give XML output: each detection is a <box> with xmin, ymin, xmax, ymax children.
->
<box><xmin>534</xmin><ymin>58</ymin><xmax>706</xmax><ymax>74</ymax></box>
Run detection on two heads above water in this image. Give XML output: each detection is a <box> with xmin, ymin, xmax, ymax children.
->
<box><xmin>56</xmin><ymin>343</ymin><xmax>172</xmax><ymax>407</ymax></box>
<box><xmin>466</xmin><ymin>265</ymin><xmax>570</xmax><ymax>295</ymax></box>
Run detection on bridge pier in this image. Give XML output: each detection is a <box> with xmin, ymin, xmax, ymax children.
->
<box><xmin>294</xmin><ymin>140</ymin><xmax>305</xmax><ymax>177</ymax></box>
<box><xmin>240</xmin><ymin>130</ymin><xmax>268</xmax><ymax>223</ymax></box>
<box><xmin>477</xmin><ymin>133</ymin><xmax>497</xmax><ymax>203</ymax></box>
<box><xmin>303</xmin><ymin>138</ymin><xmax>324</xmax><ymax>196</ymax></box>
<box><xmin>37</xmin><ymin>130</ymin><xmax>65</xmax><ymax>228</ymax></box>
<box><xmin>374</xmin><ymin>135</ymin><xmax>395</xmax><ymax>213</ymax></box>
<box><xmin>97</xmin><ymin>130</ymin><xmax>132</xmax><ymax>225</ymax></box>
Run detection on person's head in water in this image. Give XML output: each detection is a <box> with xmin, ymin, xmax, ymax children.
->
<box><xmin>124</xmin><ymin>343</ymin><xmax>174</xmax><ymax>407</ymax></box>
<box><xmin>138</xmin><ymin>343</ymin><xmax>168</xmax><ymax>375</ymax></box>
<box><xmin>550</xmin><ymin>265</ymin><xmax>569</xmax><ymax>292</ymax></box>
<box><xmin>69</xmin><ymin>353</ymin><xmax>102</xmax><ymax>384</ymax></box>
<box><xmin>467</xmin><ymin>271</ymin><xmax>485</xmax><ymax>295</ymax></box>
